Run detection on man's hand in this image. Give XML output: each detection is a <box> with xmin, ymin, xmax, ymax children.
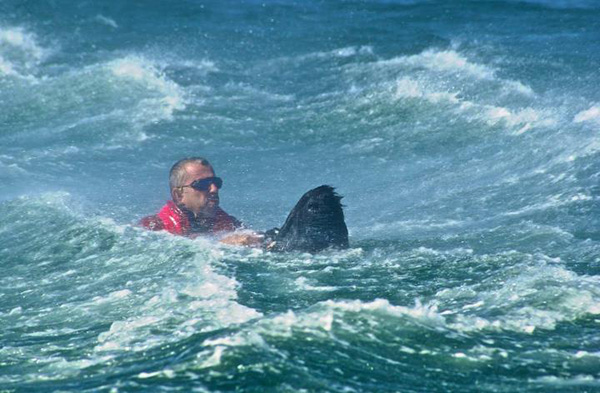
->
<box><xmin>219</xmin><ymin>232</ymin><xmax>264</xmax><ymax>247</ymax></box>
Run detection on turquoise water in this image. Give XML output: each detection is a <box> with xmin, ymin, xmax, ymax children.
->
<box><xmin>1</xmin><ymin>1</ymin><xmax>599</xmax><ymax>392</ymax></box>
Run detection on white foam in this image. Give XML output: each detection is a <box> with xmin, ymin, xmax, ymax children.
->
<box><xmin>252</xmin><ymin>309</ymin><xmax>336</xmax><ymax>339</ymax></box>
<box><xmin>393</xmin><ymin>77</ymin><xmax>460</xmax><ymax>103</ymax></box>
<box><xmin>574</xmin><ymin>105</ymin><xmax>600</xmax><ymax>123</ymax></box>
<box><xmin>384</xmin><ymin>75</ymin><xmax>549</xmax><ymax>134</ymax></box>
<box><xmin>111</xmin><ymin>57</ymin><xmax>152</xmax><ymax>80</ymax></box>
<box><xmin>195</xmin><ymin>346</ymin><xmax>225</xmax><ymax>369</ymax></box>
<box><xmin>394</xmin><ymin>77</ymin><xmax>422</xmax><ymax>99</ymax></box>
<box><xmin>367</xmin><ymin>48</ymin><xmax>536</xmax><ymax>113</ymax></box>
<box><xmin>314</xmin><ymin>45</ymin><xmax>374</xmax><ymax>59</ymax></box>
<box><xmin>203</xmin><ymin>331</ymin><xmax>267</xmax><ymax>348</ymax></box>
<box><xmin>574</xmin><ymin>350</ymin><xmax>600</xmax><ymax>359</ymax></box>
<box><xmin>0</xmin><ymin>26</ymin><xmax>48</xmax><ymax>80</ymax></box>
<box><xmin>503</xmin><ymin>80</ymin><xmax>535</xmax><ymax>97</ymax></box>
<box><xmin>334</xmin><ymin>46</ymin><xmax>373</xmax><ymax>57</ymax></box>
<box><xmin>95</xmin><ymin>15</ymin><xmax>118</xmax><ymax>29</ymax></box>
<box><xmin>91</xmin><ymin>289</ymin><xmax>132</xmax><ymax>305</ymax></box>
<box><xmin>9</xmin><ymin>306</ymin><xmax>22</xmax><ymax>315</ymax></box>
<box><xmin>0</xmin><ymin>27</ymin><xmax>46</xmax><ymax>61</ymax></box>
<box><xmin>0</xmin><ymin>56</ymin><xmax>17</xmax><ymax>76</ymax></box>
<box><xmin>198</xmin><ymin>311</ymin><xmax>334</xmax><ymax>365</ymax></box>
<box><xmin>191</xmin><ymin>297</ymin><xmax>446</xmax><ymax>368</ymax></box>
<box><xmin>321</xmin><ymin>298</ymin><xmax>445</xmax><ymax>324</ymax></box>
<box><xmin>446</xmin><ymin>264</ymin><xmax>600</xmax><ymax>334</ymax></box>
<box><xmin>503</xmin><ymin>192</ymin><xmax>593</xmax><ymax>217</ymax></box>
<box><xmin>0</xmin><ymin>161</ymin><xmax>28</xmax><ymax>176</ymax></box>
<box><xmin>459</xmin><ymin>345</ymin><xmax>509</xmax><ymax>363</ymax></box>
<box><xmin>531</xmin><ymin>374</ymin><xmax>597</xmax><ymax>385</ymax></box>
<box><xmin>138</xmin><ymin>369</ymin><xmax>175</xmax><ymax>379</ymax></box>
<box><xmin>482</xmin><ymin>106</ymin><xmax>556</xmax><ymax>133</ymax></box>
<box><xmin>107</xmin><ymin>56</ymin><xmax>187</xmax><ymax>125</ymax></box>
<box><xmin>294</xmin><ymin>277</ymin><xmax>337</xmax><ymax>292</ymax></box>
<box><xmin>196</xmin><ymin>331</ymin><xmax>268</xmax><ymax>368</ymax></box>
<box><xmin>273</xmin><ymin>45</ymin><xmax>374</xmax><ymax>66</ymax></box>
<box><xmin>564</xmin><ymin>138</ymin><xmax>600</xmax><ymax>162</ymax></box>
<box><xmin>176</xmin><ymin>59</ymin><xmax>219</xmax><ymax>74</ymax></box>
<box><xmin>36</xmin><ymin>354</ymin><xmax>116</xmax><ymax>380</ymax></box>
<box><xmin>379</xmin><ymin>49</ymin><xmax>496</xmax><ymax>80</ymax></box>
<box><xmin>24</xmin><ymin>327</ymin><xmax>77</xmax><ymax>338</ymax></box>
<box><xmin>94</xmin><ymin>252</ymin><xmax>261</xmax><ymax>353</ymax></box>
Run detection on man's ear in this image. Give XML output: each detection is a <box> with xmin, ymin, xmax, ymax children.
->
<box><xmin>171</xmin><ymin>188</ymin><xmax>183</xmax><ymax>203</ymax></box>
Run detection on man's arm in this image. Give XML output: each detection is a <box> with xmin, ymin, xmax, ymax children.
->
<box><xmin>219</xmin><ymin>231</ymin><xmax>264</xmax><ymax>247</ymax></box>
<box><xmin>140</xmin><ymin>215</ymin><xmax>164</xmax><ymax>231</ymax></box>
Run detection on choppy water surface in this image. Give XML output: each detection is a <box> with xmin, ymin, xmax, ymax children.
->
<box><xmin>1</xmin><ymin>1</ymin><xmax>599</xmax><ymax>392</ymax></box>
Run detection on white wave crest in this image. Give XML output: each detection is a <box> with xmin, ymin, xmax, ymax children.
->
<box><xmin>503</xmin><ymin>80</ymin><xmax>535</xmax><ymax>97</ymax></box>
<box><xmin>310</xmin><ymin>45</ymin><xmax>374</xmax><ymax>59</ymax></box>
<box><xmin>333</xmin><ymin>46</ymin><xmax>374</xmax><ymax>58</ymax></box>
<box><xmin>445</xmin><ymin>263</ymin><xmax>600</xmax><ymax>334</ymax></box>
<box><xmin>196</xmin><ymin>331</ymin><xmax>269</xmax><ymax>369</ymax></box>
<box><xmin>0</xmin><ymin>26</ymin><xmax>48</xmax><ymax>80</ymax></box>
<box><xmin>95</xmin><ymin>15</ymin><xmax>118</xmax><ymax>29</ymax></box>
<box><xmin>321</xmin><ymin>298</ymin><xmax>445</xmax><ymax>325</ymax></box>
<box><xmin>95</xmin><ymin>249</ymin><xmax>261</xmax><ymax>353</ymax></box>
<box><xmin>274</xmin><ymin>46</ymin><xmax>374</xmax><ymax>65</ymax></box>
<box><xmin>574</xmin><ymin>105</ymin><xmax>600</xmax><ymax>123</ymax></box>
<box><xmin>394</xmin><ymin>77</ymin><xmax>460</xmax><ymax>103</ymax></box>
<box><xmin>530</xmin><ymin>374</ymin><xmax>598</xmax><ymax>386</ymax></box>
<box><xmin>107</xmin><ymin>56</ymin><xmax>188</xmax><ymax>125</ymax></box>
<box><xmin>0</xmin><ymin>160</ymin><xmax>28</xmax><ymax>177</ymax></box>
<box><xmin>380</xmin><ymin>49</ymin><xmax>496</xmax><ymax>80</ymax></box>
<box><xmin>193</xmin><ymin>298</ymin><xmax>442</xmax><ymax>369</ymax></box>
<box><xmin>0</xmin><ymin>27</ymin><xmax>46</xmax><ymax>61</ymax></box>
<box><xmin>175</xmin><ymin>59</ymin><xmax>219</xmax><ymax>74</ymax></box>
<box><xmin>389</xmin><ymin>77</ymin><xmax>552</xmax><ymax>133</ymax></box>
<box><xmin>501</xmin><ymin>192</ymin><xmax>594</xmax><ymax>217</ymax></box>
<box><xmin>481</xmin><ymin>106</ymin><xmax>557</xmax><ymax>134</ymax></box>
<box><xmin>372</xmin><ymin>48</ymin><xmax>535</xmax><ymax>99</ymax></box>
<box><xmin>252</xmin><ymin>298</ymin><xmax>445</xmax><ymax>339</ymax></box>
<box><xmin>0</xmin><ymin>56</ymin><xmax>17</xmax><ymax>76</ymax></box>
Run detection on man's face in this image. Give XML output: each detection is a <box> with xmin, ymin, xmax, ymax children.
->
<box><xmin>177</xmin><ymin>163</ymin><xmax>220</xmax><ymax>216</ymax></box>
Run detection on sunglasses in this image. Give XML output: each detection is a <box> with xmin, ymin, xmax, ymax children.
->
<box><xmin>181</xmin><ymin>176</ymin><xmax>223</xmax><ymax>192</ymax></box>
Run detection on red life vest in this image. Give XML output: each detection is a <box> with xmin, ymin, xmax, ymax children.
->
<box><xmin>140</xmin><ymin>200</ymin><xmax>240</xmax><ymax>236</ymax></box>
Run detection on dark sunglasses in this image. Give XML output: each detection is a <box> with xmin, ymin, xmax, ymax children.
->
<box><xmin>181</xmin><ymin>176</ymin><xmax>223</xmax><ymax>192</ymax></box>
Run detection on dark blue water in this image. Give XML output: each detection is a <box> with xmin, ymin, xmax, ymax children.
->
<box><xmin>1</xmin><ymin>1</ymin><xmax>599</xmax><ymax>392</ymax></box>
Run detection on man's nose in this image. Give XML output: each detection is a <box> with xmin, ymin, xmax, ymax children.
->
<box><xmin>208</xmin><ymin>183</ymin><xmax>219</xmax><ymax>193</ymax></box>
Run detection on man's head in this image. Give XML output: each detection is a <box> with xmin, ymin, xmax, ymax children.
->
<box><xmin>169</xmin><ymin>157</ymin><xmax>221</xmax><ymax>217</ymax></box>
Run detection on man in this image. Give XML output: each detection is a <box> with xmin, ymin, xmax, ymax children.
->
<box><xmin>141</xmin><ymin>157</ymin><xmax>261</xmax><ymax>245</ymax></box>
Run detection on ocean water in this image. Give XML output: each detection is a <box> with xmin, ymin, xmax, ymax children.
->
<box><xmin>1</xmin><ymin>0</ymin><xmax>599</xmax><ymax>391</ymax></box>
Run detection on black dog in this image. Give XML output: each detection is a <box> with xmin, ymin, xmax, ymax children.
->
<box><xmin>264</xmin><ymin>185</ymin><xmax>349</xmax><ymax>253</ymax></box>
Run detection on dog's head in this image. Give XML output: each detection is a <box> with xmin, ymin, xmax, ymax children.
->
<box><xmin>272</xmin><ymin>185</ymin><xmax>349</xmax><ymax>252</ymax></box>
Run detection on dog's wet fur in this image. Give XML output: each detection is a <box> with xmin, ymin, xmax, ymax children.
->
<box><xmin>265</xmin><ymin>185</ymin><xmax>349</xmax><ymax>253</ymax></box>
